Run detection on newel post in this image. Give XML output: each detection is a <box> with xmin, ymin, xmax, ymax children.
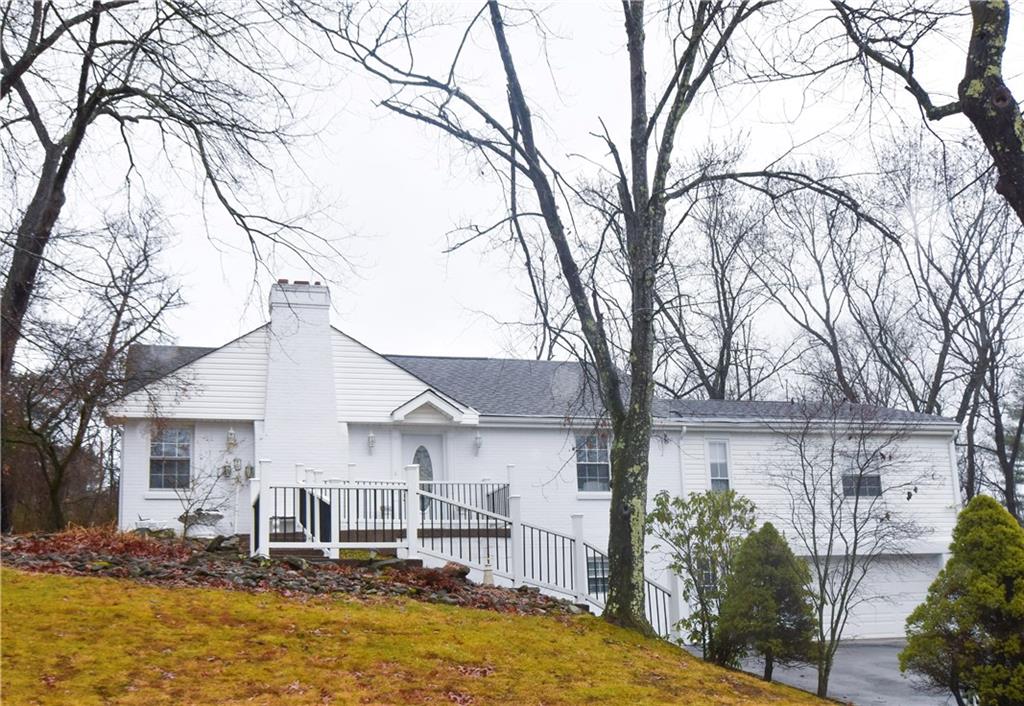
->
<box><xmin>668</xmin><ymin>570</ymin><xmax>682</xmax><ymax>641</ymax></box>
<box><xmin>509</xmin><ymin>495</ymin><xmax>523</xmax><ymax>585</ymax></box>
<box><xmin>255</xmin><ymin>459</ymin><xmax>272</xmax><ymax>558</ymax></box>
<box><xmin>404</xmin><ymin>464</ymin><xmax>421</xmax><ymax>560</ymax></box>
<box><xmin>571</xmin><ymin>513</ymin><xmax>588</xmax><ymax>604</ymax></box>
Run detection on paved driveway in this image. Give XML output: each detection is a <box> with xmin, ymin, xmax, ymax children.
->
<box><xmin>738</xmin><ymin>640</ymin><xmax>951</xmax><ymax>705</ymax></box>
<box><xmin>687</xmin><ymin>640</ymin><xmax>951</xmax><ymax>704</ymax></box>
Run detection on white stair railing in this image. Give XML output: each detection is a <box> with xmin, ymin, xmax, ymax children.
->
<box><xmin>251</xmin><ymin>469</ymin><xmax>681</xmax><ymax>638</ymax></box>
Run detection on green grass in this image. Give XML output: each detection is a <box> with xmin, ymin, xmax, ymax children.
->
<box><xmin>1</xmin><ymin>568</ymin><xmax>823</xmax><ymax>705</ymax></box>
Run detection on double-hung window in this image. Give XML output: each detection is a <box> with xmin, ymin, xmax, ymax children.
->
<box><xmin>708</xmin><ymin>440</ymin><xmax>730</xmax><ymax>492</ymax></box>
<box><xmin>576</xmin><ymin>432</ymin><xmax>611</xmax><ymax>492</ymax></box>
<box><xmin>843</xmin><ymin>473</ymin><xmax>882</xmax><ymax>497</ymax></box>
<box><xmin>149</xmin><ymin>427</ymin><xmax>192</xmax><ymax>489</ymax></box>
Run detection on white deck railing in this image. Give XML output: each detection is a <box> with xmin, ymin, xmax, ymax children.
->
<box><xmin>248</xmin><ymin>462</ymin><xmax>680</xmax><ymax>638</ymax></box>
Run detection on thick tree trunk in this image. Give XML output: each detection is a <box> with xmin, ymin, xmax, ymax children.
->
<box><xmin>604</xmin><ymin>412</ymin><xmax>654</xmax><ymax>633</ymax></box>
<box><xmin>1</xmin><ymin>154</ymin><xmax>65</xmax><ymax>382</ymax></box>
<box><xmin>763</xmin><ymin>650</ymin><xmax>774</xmax><ymax>682</ymax></box>
<box><xmin>958</xmin><ymin>1</ymin><xmax>1024</xmax><ymax>227</ymax></box>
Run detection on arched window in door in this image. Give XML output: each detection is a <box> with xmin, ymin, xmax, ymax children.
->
<box><xmin>413</xmin><ymin>445</ymin><xmax>433</xmax><ymax>511</ymax></box>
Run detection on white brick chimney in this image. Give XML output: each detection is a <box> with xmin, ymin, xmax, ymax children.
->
<box><xmin>259</xmin><ymin>280</ymin><xmax>347</xmax><ymax>480</ymax></box>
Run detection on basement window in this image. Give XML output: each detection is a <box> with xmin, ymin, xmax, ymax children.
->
<box><xmin>149</xmin><ymin>427</ymin><xmax>192</xmax><ymax>490</ymax></box>
<box><xmin>587</xmin><ymin>553</ymin><xmax>609</xmax><ymax>596</ymax></box>
<box><xmin>843</xmin><ymin>474</ymin><xmax>882</xmax><ymax>497</ymax></box>
<box><xmin>576</xmin><ymin>432</ymin><xmax>611</xmax><ymax>492</ymax></box>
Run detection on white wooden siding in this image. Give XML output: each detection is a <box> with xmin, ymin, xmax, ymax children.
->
<box><xmin>119</xmin><ymin>419</ymin><xmax>256</xmax><ymax>535</ymax></box>
<box><xmin>110</xmin><ymin>327</ymin><xmax>269</xmax><ymax>420</ymax></box>
<box><xmin>331</xmin><ymin>329</ymin><xmax>433</xmax><ymax>422</ymax></box>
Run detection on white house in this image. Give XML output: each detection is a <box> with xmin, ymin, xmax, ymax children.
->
<box><xmin>106</xmin><ymin>281</ymin><xmax>961</xmax><ymax>639</ymax></box>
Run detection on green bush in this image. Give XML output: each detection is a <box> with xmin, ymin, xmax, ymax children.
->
<box><xmin>718</xmin><ymin>522</ymin><xmax>816</xmax><ymax>681</ymax></box>
<box><xmin>900</xmin><ymin>495</ymin><xmax>1024</xmax><ymax>706</ymax></box>
<box><xmin>646</xmin><ymin>489</ymin><xmax>756</xmax><ymax>665</ymax></box>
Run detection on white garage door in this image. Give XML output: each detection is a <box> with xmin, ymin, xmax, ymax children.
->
<box><xmin>842</xmin><ymin>554</ymin><xmax>942</xmax><ymax>639</ymax></box>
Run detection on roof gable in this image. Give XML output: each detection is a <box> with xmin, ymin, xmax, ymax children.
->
<box><xmin>391</xmin><ymin>389</ymin><xmax>470</xmax><ymax>424</ymax></box>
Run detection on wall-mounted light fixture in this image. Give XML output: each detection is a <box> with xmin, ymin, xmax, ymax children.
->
<box><xmin>233</xmin><ymin>458</ymin><xmax>242</xmax><ymax>472</ymax></box>
<box><xmin>226</xmin><ymin>427</ymin><xmax>237</xmax><ymax>448</ymax></box>
<box><xmin>367</xmin><ymin>431</ymin><xmax>376</xmax><ymax>454</ymax></box>
<box><xmin>473</xmin><ymin>431</ymin><xmax>483</xmax><ymax>455</ymax></box>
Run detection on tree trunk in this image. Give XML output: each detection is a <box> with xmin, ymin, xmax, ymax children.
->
<box><xmin>816</xmin><ymin>659</ymin><xmax>831</xmax><ymax>698</ymax></box>
<box><xmin>603</xmin><ymin>414</ymin><xmax>654</xmax><ymax>634</ymax></box>
<box><xmin>0</xmin><ymin>468</ymin><xmax>14</xmax><ymax>533</ymax></box>
<box><xmin>1001</xmin><ymin>458</ymin><xmax>1019</xmax><ymax>523</ymax></box>
<box><xmin>763</xmin><ymin>650</ymin><xmax>774</xmax><ymax>682</ymax></box>
<box><xmin>958</xmin><ymin>1</ymin><xmax>1024</xmax><ymax>227</ymax></box>
<box><xmin>1</xmin><ymin>153</ymin><xmax>66</xmax><ymax>382</ymax></box>
<box><xmin>46</xmin><ymin>478</ymin><xmax>66</xmax><ymax>531</ymax></box>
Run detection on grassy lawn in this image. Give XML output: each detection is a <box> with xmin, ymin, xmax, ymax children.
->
<box><xmin>1</xmin><ymin>568</ymin><xmax>822</xmax><ymax>705</ymax></box>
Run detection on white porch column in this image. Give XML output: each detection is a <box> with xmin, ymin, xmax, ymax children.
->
<box><xmin>404</xmin><ymin>464</ymin><xmax>421</xmax><ymax>560</ymax></box>
<box><xmin>509</xmin><ymin>495</ymin><xmax>523</xmax><ymax>585</ymax></box>
<box><xmin>668</xmin><ymin>571</ymin><xmax>682</xmax><ymax>641</ymax></box>
<box><xmin>248</xmin><ymin>477</ymin><xmax>261</xmax><ymax>556</ymax></box>
<box><xmin>572</xmin><ymin>513</ymin><xmax>588</xmax><ymax>604</ymax></box>
<box><xmin>255</xmin><ymin>459</ymin><xmax>272</xmax><ymax>557</ymax></box>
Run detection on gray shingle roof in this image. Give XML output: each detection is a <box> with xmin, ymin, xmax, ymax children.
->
<box><xmin>123</xmin><ymin>342</ymin><xmax>957</xmax><ymax>427</ymax></box>
<box><xmin>387</xmin><ymin>355</ymin><xmax>956</xmax><ymax>426</ymax></box>
<box><xmin>125</xmin><ymin>345</ymin><xmax>214</xmax><ymax>394</ymax></box>
<box><xmin>656</xmin><ymin>398</ymin><xmax>954</xmax><ymax>425</ymax></box>
<box><xmin>385</xmin><ymin>355</ymin><xmax>604</xmax><ymax>417</ymax></box>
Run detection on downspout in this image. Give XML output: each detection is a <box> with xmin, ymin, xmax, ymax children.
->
<box><xmin>677</xmin><ymin>425</ymin><xmax>687</xmax><ymax>496</ymax></box>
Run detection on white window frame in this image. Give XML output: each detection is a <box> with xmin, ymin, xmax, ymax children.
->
<box><xmin>706</xmin><ymin>438</ymin><xmax>730</xmax><ymax>492</ymax></box>
<box><xmin>575</xmin><ymin>431</ymin><xmax>612</xmax><ymax>496</ymax></box>
<box><xmin>149</xmin><ymin>425</ymin><xmax>193</xmax><ymax>491</ymax></box>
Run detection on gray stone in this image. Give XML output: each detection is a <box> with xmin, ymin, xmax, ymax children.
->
<box><xmin>441</xmin><ymin>561</ymin><xmax>471</xmax><ymax>579</ymax></box>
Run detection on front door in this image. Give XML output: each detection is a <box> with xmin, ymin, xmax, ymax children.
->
<box><xmin>402</xmin><ymin>434</ymin><xmax>444</xmax><ymax>482</ymax></box>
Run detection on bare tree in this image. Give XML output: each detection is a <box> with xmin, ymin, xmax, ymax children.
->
<box><xmin>293</xmin><ymin>0</ymin><xmax>902</xmax><ymax>631</ymax></box>
<box><xmin>289</xmin><ymin>0</ymin><xmax>819</xmax><ymax>632</ymax></box>
<box><xmin>767</xmin><ymin>400</ymin><xmax>929</xmax><ymax>698</ymax></box>
<box><xmin>801</xmin><ymin>139</ymin><xmax>1024</xmax><ymax>519</ymax></box>
<box><xmin>656</xmin><ymin>177</ymin><xmax>792</xmax><ymax>400</ymax></box>
<box><xmin>1</xmin><ymin>207</ymin><xmax>180</xmax><ymax>530</ymax></box>
<box><xmin>753</xmin><ymin>179</ymin><xmax>880</xmax><ymax>404</ymax></box>
<box><xmin>173</xmin><ymin>463</ymin><xmax>232</xmax><ymax>539</ymax></box>
<box><xmin>829</xmin><ymin>1</ymin><xmax>1024</xmax><ymax>226</ymax></box>
<box><xmin>0</xmin><ymin>0</ymin><xmax>331</xmax><ymax>386</ymax></box>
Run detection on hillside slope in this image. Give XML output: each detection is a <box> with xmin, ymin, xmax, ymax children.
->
<box><xmin>1</xmin><ymin>569</ymin><xmax>823</xmax><ymax>705</ymax></box>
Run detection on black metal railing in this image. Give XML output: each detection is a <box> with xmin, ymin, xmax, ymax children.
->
<box><xmin>267</xmin><ymin>484</ymin><xmax>409</xmax><ymax>546</ymax></box>
<box><xmin>417</xmin><ymin>490</ymin><xmax>511</xmax><ymax>574</ymax></box>
<box><xmin>583</xmin><ymin>543</ymin><xmax>609</xmax><ymax>604</ymax></box>
<box><xmin>420</xmin><ymin>482</ymin><xmax>511</xmax><ymax>518</ymax></box>
<box><xmin>332</xmin><ymin>484</ymin><xmax>407</xmax><ymax>543</ymax></box>
<box><xmin>583</xmin><ymin>542</ymin><xmax>674</xmax><ymax>639</ymax></box>
<box><xmin>644</xmin><ymin>578</ymin><xmax>672</xmax><ymax>638</ymax></box>
<box><xmin>268</xmin><ymin>486</ymin><xmax>318</xmax><ymax>541</ymax></box>
<box><xmin>521</xmin><ymin>523</ymin><xmax>575</xmax><ymax>594</ymax></box>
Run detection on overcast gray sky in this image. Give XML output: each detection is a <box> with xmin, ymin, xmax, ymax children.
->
<box><xmin>52</xmin><ymin>2</ymin><xmax>1024</xmax><ymax>359</ymax></box>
